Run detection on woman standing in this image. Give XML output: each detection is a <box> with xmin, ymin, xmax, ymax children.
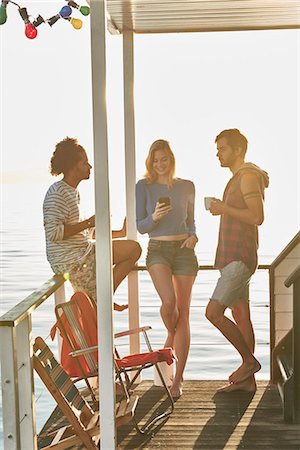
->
<box><xmin>136</xmin><ymin>139</ymin><xmax>198</xmax><ymax>397</ymax></box>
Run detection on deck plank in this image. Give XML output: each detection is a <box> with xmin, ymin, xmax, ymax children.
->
<box><xmin>38</xmin><ymin>380</ymin><xmax>300</xmax><ymax>449</ymax></box>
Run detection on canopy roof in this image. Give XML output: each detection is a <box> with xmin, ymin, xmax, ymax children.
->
<box><xmin>106</xmin><ymin>0</ymin><xmax>300</xmax><ymax>34</ymax></box>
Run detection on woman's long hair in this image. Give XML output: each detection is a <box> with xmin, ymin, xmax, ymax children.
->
<box><xmin>144</xmin><ymin>139</ymin><xmax>176</xmax><ymax>186</ymax></box>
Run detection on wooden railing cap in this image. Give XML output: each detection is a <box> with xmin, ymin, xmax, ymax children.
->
<box><xmin>285</xmin><ymin>264</ymin><xmax>300</xmax><ymax>288</ymax></box>
<box><xmin>0</xmin><ymin>274</ymin><xmax>66</xmax><ymax>327</ymax></box>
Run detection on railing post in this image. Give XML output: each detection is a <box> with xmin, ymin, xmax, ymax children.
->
<box><xmin>0</xmin><ymin>326</ymin><xmax>21</xmax><ymax>450</ymax></box>
<box><xmin>292</xmin><ymin>272</ymin><xmax>300</xmax><ymax>422</ymax></box>
<box><xmin>284</xmin><ymin>264</ymin><xmax>300</xmax><ymax>423</ymax></box>
<box><xmin>0</xmin><ymin>274</ymin><xmax>67</xmax><ymax>449</ymax></box>
<box><xmin>123</xmin><ymin>29</ymin><xmax>140</xmax><ymax>357</ymax></box>
<box><xmin>54</xmin><ymin>283</ymin><xmax>67</xmax><ymax>357</ymax></box>
<box><xmin>15</xmin><ymin>316</ymin><xmax>37</xmax><ymax>450</ymax></box>
<box><xmin>269</xmin><ymin>266</ymin><xmax>275</xmax><ymax>382</ymax></box>
<box><xmin>54</xmin><ymin>283</ymin><xmax>66</xmax><ymax>307</ymax></box>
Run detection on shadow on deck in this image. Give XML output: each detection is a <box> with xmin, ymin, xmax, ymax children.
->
<box><xmin>38</xmin><ymin>380</ymin><xmax>300</xmax><ymax>449</ymax></box>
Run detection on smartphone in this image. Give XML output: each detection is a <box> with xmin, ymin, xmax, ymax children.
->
<box><xmin>158</xmin><ymin>196</ymin><xmax>171</xmax><ymax>206</ymax></box>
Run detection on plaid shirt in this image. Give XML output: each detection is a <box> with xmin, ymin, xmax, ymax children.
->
<box><xmin>215</xmin><ymin>172</ymin><xmax>259</xmax><ymax>274</ymax></box>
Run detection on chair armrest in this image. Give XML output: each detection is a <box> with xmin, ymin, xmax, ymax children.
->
<box><xmin>70</xmin><ymin>326</ymin><xmax>153</xmax><ymax>358</ymax></box>
<box><xmin>114</xmin><ymin>326</ymin><xmax>152</xmax><ymax>339</ymax></box>
<box><xmin>71</xmin><ymin>346</ymin><xmax>98</xmax><ymax>357</ymax></box>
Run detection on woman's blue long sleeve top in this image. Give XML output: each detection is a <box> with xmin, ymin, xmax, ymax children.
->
<box><xmin>135</xmin><ymin>178</ymin><xmax>197</xmax><ymax>238</ymax></box>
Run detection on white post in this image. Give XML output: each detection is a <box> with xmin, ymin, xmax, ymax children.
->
<box><xmin>54</xmin><ymin>283</ymin><xmax>66</xmax><ymax>307</ymax></box>
<box><xmin>123</xmin><ymin>30</ymin><xmax>140</xmax><ymax>356</ymax></box>
<box><xmin>0</xmin><ymin>326</ymin><xmax>21</xmax><ymax>450</ymax></box>
<box><xmin>16</xmin><ymin>317</ymin><xmax>37</xmax><ymax>450</ymax></box>
<box><xmin>54</xmin><ymin>283</ymin><xmax>66</xmax><ymax>358</ymax></box>
<box><xmin>90</xmin><ymin>1</ymin><xmax>116</xmax><ymax>449</ymax></box>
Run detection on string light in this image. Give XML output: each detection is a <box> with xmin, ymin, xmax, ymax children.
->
<box><xmin>48</xmin><ymin>5</ymin><xmax>72</xmax><ymax>27</ymax></box>
<box><xmin>0</xmin><ymin>0</ymin><xmax>8</xmax><ymax>25</ymax></box>
<box><xmin>64</xmin><ymin>16</ymin><xmax>82</xmax><ymax>30</ymax></box>
<box><xmin>0</xmin><ymin>0</ymin><xmax>90</xmax><ymax>38</ymax></box>
<box><xmin>18</xmin><ymin>6</ymin><xmax>37</xmax><ymax>39</ymax></box>
<box><xmin>67</xmin><ymin>1</ymin><xmax>90</xmax><ymax>17</ymax></box>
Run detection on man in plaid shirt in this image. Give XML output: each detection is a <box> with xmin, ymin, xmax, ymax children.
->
<box><xmin>205</xmin><ymin>129</ymin><xmax>269</xmax><ymax>392</ymax></box>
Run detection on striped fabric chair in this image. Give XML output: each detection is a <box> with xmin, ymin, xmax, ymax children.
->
<box><xmin>33</xmin><ymin>336</ymin><xmax>138</xmax><ymax>449</ymax></box>
<box><xmin>50</xmin><ymin>292</ymin><xmax>98</xmax><ymax>401</ymax></box>
<box><xmin>52</xmin><ymin>291</ymin><xmax>175</xmax><ymax>434</ymax></box>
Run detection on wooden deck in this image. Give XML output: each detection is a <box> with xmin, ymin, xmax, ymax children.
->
<box><xmin>38</xmin><ymin>380</ymin><xmax>300</xmax><ymax>449</ymax></box>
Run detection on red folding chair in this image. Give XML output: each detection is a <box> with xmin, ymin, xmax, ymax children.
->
<box><xmin>51</xmin><ymin>291</ymin><xmax>175</xmax><ymax>433</ymax></box>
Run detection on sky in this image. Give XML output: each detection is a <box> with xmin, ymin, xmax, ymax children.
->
<box><xmin>1</xmin><ymin>1</ymin><xmax>300</xmax><ymax>261</ymax></box>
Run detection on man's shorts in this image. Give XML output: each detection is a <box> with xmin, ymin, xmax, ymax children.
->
<box><xmin>68</xmin><ymin>246</ymin><xmax>97</xmax><ymax>302</ymax></box>
<box><xmin>146</xmin><ymin>239</ymin><xmax>198</xmax><ymax>276</ymax></box>
<box><xmin>211</xmin><ymin>261</ymin><xmax>252</xmax><ymax>309</ymax></box>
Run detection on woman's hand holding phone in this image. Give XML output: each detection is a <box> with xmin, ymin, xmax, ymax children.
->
<box><xmin>152</xmin><ymin>199</ymin><xmax>172</xmax><ymax>223</ymax></box>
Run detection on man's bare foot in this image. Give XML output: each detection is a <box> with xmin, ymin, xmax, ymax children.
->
<box><xmin>229</xmin><ymin>358</ymin><xmax>261</xmax><ymax>384</ymax></box>
<box><xmin>114</xmin><ymin>303</ymin><xmax>128</xmax><ymax>312</ymax></box>
<box><xmin>170</xmin><ymin>380</ymin><xmax>183</xmax><ymax>398</ymax></box>
<box><xmin>217</xmin><ymin>376</ymin><xmax>257</xmax><ymax>393</ymax></box>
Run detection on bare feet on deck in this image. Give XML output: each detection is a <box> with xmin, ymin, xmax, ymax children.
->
<box><xmin>170</xmin><ymin>379</ymin><xmax>183</xmax><ymax>399</ymax></box>
<box><xmin>217</xmin><ymin>376</ymin><xmax>257</xmax><ymax>393</ymax></box>
<box><xmin>229</xmin><ymin>358</ymin><xmax>261</xmax><ymax>384</ymax></box>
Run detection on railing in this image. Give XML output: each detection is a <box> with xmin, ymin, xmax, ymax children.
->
<box><xmin>0</xmin><ymin>275</ymin><xmax>67</xmax><ymax>450</ymax></box>
<box><xmin>273</xmin><ymin>264</ymin><xmax>300</xmax><ymax>423</ymax></box>
<box><xmin>0</xmin><ymin>263</ymin><xmax>272</xmax><ymax>450</ymax></box>
<box><xmin>2</xmin><ymin>230</ymin><xmax>300</xmax><ymax>449</ymax></box>
<box><xmin>269</xmin><ymin>231</ymin><xmax>300</xmax><ymax>423</ymax></box>
<box><xmin>269</xmin><ymin>231</ymin><xmax>300</xmax><ymax>365</ymax></box>
<box><xmin>285</xmin><ymin>264</ymin><xmax>300</xmax><ymax>423</ymax></box>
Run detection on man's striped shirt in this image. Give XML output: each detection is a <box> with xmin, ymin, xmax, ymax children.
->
<box><xmin>43</xmin><ymin>180</ymin><xmax>93</xmax><ymax>273</ymax></box>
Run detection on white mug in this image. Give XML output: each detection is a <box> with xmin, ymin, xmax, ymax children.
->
<box><xmin>204</xmin><ymin>197</ymin><xmax>215</xmax><ymax>210</ymax></box>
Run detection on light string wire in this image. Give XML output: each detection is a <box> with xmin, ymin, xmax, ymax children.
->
<box><xmin>0</xmin><ymin>0</ymin><xmax>90</xmax><ymax>38</ymax></box>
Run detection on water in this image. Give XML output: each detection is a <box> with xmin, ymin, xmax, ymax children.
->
<box><xmin>0</xmin><ymin>183</ymin><xmax>272</xmax><ymax>442</ymax></box>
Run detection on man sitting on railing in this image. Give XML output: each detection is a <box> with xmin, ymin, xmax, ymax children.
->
<box><xmin>43</xmin><ymin>137</ymin><xmax>141</xmax><ymax>310</ymax></box>
<box><xmin>205</xmin><ymin>129</ymin><xmax>269</xmax><ymax>393</ymax></box>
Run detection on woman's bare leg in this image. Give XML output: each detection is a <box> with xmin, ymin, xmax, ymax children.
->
<box><xmin>148</xmin><ymin>264</ymin><xmax>178</xmax><ymax>348</ymax></box>
<box><xmin>170</xmin><ymin>274</ymin><xmax>195</xmax><ymax>397</ymax></box>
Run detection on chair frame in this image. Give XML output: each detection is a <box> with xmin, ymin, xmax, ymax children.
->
<box><xmin>54</xmin><ymin>292</ymin><xmax>175</xmax><ymax>434</ymax></box>
<box><xmin>33</xmin><ymin>336</ymin><xmax>138</xmax><ymax>449</ymax></box>
<box><xmin>53</xmin><ymin>293</ymin><xmax>99</xmax><ymax>401</ymax></box>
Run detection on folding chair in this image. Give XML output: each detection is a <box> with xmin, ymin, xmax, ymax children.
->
<box><xmin>33</xmin><ymin>336</ymin><xmax>138</xmax><ymax>449</ymax></box>
<box><xmin>50</xmin><ymin>292</ymin><xmax>98</xmax><ymax>401</ymax></box>
<box><xmin>52</xmin><ymin>291</ymin><xmax>175</xmax><ymax>434</ymax></box>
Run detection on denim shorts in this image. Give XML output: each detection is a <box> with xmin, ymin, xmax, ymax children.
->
<box><xmin>211</xmin><ymin>261</ymin><xmax>252</xmax><ymax>309</ymax></box>
<box><xmin>146</xmin><ymin>239</ymin><xmax>198</xmax><ymax>276</ymax></box>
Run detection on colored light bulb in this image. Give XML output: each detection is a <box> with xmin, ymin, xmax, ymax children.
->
<box><xmin>59</xmin><ymin>5</ymin><xmax>72</xmax><ymax>18</ymax></box>
<box><xmin>79</xmin><ymin>5</ymin><xmax>90</xmax><ymax>16</ymax></box>
<box><xmin>18</xmin><ymin>7</ymin><xmax>38</xmax><ymax>39</ymax></box>
<box><xmin>64</xmin><ymin>16</ymin><xmax>82</xmax><ymax>29</ymax></box>
<box><xmin>69</xmin><ymin>17</ymin><xmax>82</xmax><ymax>29</ymax></box>
<box><xmin>0</xmin><ymin>0</ymin><xmax>8</xmax><ymax>25</ymax></box>
<box><xmin>25</xmin><ymin>22</ymin><xmax>37</xmax><ymax>39</ymax></box>
<box><xmin>67</xmin><ymin>1</ymin><xmax>90</xmax><ymax>16</ymax></box>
